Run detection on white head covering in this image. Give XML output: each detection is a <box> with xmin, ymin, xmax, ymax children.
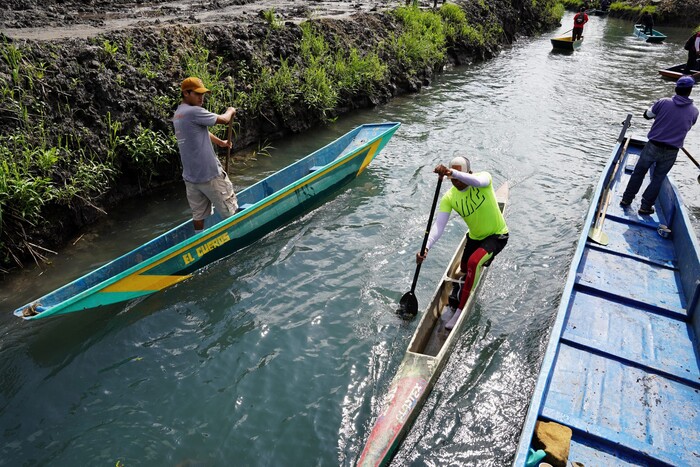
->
<box><xmin>449</xmin><ymin>156</ymin><xmax>470</xmax><ymax>173</ymax></box>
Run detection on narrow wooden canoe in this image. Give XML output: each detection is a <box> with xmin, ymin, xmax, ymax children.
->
<box><xmin>14</xmin><ymin>122</ymin><xmax>401</xmax><ymax>320</ymax></box>
<box><xmin>590</xmin><ymin>9</ymin><xmax>608</xmax><ymax>16</ymax></box>
<box><xmin>357</xmin><ymin>183</ymin><xmax>509</xmax><ymax>467</ymax></box>
<box><xmin>633</xmin><ymin>24</ymin><xmax>666</xmax><ymax>43</ymax></box>
<box><xmin>513</xmin><ymin>115</ymin><xmax>700</xmax><ymax>466</ymax></box>
<box><xmin>657</xmin><ymin>63</ymin><xmax>700</xmax><ymax>82</ymax></box>
<box><xmin>551</xmin><ymin>36</ymin><xmax>582</xmax><ymax>51</ymax></box>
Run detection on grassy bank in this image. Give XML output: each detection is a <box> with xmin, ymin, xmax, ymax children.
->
<box><xmin>0</xmin><ymin>1</ymin><xmax>563</xmax><ymax>272</ymax></box>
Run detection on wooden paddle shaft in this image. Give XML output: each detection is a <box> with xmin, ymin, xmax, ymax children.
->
<box><xmin>409</xmin><ymin>175</ymin><xmax>444</xmax><ymax>294</ymax></box>
<box><xmin>225</xmin><ymin>119</ymin><xmax>233</xmax><ymax>173</ymax></box>
<box><xmin>593</xmin><ymin>136</ymin><xmax>630</xmax><ymax>231</ymax></box>
<box><xmin>592</xmin><ymin>115</ymin><xmax>632</xmax><ymax>222</ymax></box>
<box><xmin>681</xmin><ymin>147</ymin><xmax>700</xmax><ymax>170</ymax></box>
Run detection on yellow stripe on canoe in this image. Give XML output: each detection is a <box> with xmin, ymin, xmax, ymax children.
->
<box><xmin>102</xmin><ymin>274</ymin><xmax>191</xmax><ymax>293</ymax></box>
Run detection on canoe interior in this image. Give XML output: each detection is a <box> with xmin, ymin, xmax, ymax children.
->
<box><xmin>514</xmin><ymin>127</ymin><xmax>700</xmax><ymax>466</ymax></box>
<box><xmin>633</xmin><ymin>24</ymin><xmax>666</xmax><ymax>43</ymax></box>
<box><xmin>14</xmin><ymin>122</ymin><xmax>400</xmax><ymax>319</ymax></box>
<box><xmin>357</xmin><ymin>184</ymin><xmax>508</xmax><ymax>467</ymax></box>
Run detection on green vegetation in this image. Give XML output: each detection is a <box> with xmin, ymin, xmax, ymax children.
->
<box><xmin>0</xmin><ymin>0</ymin><xmax>562</xmax><ymax>270</ymax></box>
<box><xmin>262</xmin><ymin>9</ymin><xmax>283</xmax><ymax>30</ymax></box>
<box><xmin>558</xmin><ymin>0</ymin><xmax>582</xmax><ymax>8</ymax></box>
<box><xmin>609</xmin><ymin>2</ymin><xmax>645</xmax><ymax>15</ymax></box>
<box><xmin>118</xmin><ymin>126</ymin><xmax>177</xmax><ymax>181</ymax></box>
<box><xmin>391</xmin><ymin>6</ymin><xmax>446</xmax><ymax>72</ymax></box>
<box><xmin>546</xmin><ymin>2</ymin><xmax>566</xmax><ymax>23</ymax></box>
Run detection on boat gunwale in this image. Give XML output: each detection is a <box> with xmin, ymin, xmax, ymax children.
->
<box><xmin>16</xmin><ymin>122</ymin><xmax>400</xmax><ymax>319</ymax></box>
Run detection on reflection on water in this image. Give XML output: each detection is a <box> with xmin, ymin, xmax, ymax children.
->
<box><xmin>0</xmin><ymin>13</ymin><xmax>699</xmax><ymax>466</ymax></box>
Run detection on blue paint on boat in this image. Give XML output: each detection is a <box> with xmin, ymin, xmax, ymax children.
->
<box><xmin>513</xmin><ymin>115</ymin><xmax>700</xmax><ymax>466</ymax></box>
<box><xmin>633</xmin><ymin>24</ymin><xmax>666</xmax><ymax>43</ymax></box>
<box><xmin>14</xmin><ymin>122</ymin><xmax>400</xmax><ymax>320</ymax></box>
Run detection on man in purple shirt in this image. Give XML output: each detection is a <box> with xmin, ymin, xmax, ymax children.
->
<box><xmin>620</xmin><ymin>76</ymin><xmax>699</xmax><ymax>215</ymax></box>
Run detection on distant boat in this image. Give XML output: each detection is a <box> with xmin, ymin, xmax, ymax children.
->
<box><xmin>551</xmin><ymin>35</ymin><xmax>582</xmax><ymax>51</ymax></box>
<box><xmin>357</xmin><ymin>183</ymin><xmax>509</xmax><ymax>467</ymax></box>
<box><xmin>13</xmin><ymin>122</ymin><xmax>401</xmax><ymax>320</ymax></box>
<box><xmin>633</xmin><ymin>24</ymin><xmax>666</xmax><ymax>43</ymax></box>
<box><xmin>589</xmin><ymin>8</ymin><xmax>609</xmax><ymax>16</ymax></box>
<box><xmin>513</xmin><ymin>114</ymin><xmax>700</xmax><ymax>466</ymax></box>
<box><xmin>658</xmin><ymin>63</ymin><xmax>700</xmax><ymax>82</ymax></box>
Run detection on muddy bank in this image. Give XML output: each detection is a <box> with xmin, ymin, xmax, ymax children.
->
<box><xmin>0</xmin><ymin>0</ymin><xmax>560</xmax><ymax>272</ymax></box>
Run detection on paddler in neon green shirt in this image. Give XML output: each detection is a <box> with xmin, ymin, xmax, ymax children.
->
<box><xmin>416</xmin><ymin>156</ymin><xmax>509</xmax><ymax>331</ymax></box>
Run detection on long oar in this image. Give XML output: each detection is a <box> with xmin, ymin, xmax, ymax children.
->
<box><xmin>680</xmin><ymin>147</ymin><xmax>700</xmax><ymax>184</ymax></box>
<box><xmin>397</xmin><ymin>175</ymin><xmax>443</xmax><ymax>319</ymax></box>
<box><xmin>588</xmin><ymin>114</ymin><xmax>632</xmax><ymax>245</ymax></box>
<box><xmin>225</xmin><ymin>119</ymin><xmax>233</xmax><ymax>173</ymax></box>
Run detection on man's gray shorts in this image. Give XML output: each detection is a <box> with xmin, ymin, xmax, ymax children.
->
<box><xmin>185</xmin><ymin>172</ymin><xmax>238</xmax><ymax>221</ymax></box>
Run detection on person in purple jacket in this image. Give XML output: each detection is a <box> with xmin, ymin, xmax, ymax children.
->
<box><xmin>620</xmin><ymin>76</ymin><xmax>699</xmax><ymax>215</ymax></box>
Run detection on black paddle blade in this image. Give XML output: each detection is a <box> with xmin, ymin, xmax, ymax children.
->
<box><xmin>396</xmin><ymin>291</ymin><xmax>418</xmax><ymax>319</ymax></box>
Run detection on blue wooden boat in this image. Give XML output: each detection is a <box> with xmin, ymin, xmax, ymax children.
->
<box><xmin>14</xmin><ymin>122</ymin><xmax>400</xmax><ymax>320</ymax></box>
<box><xmin>513</xmin><ymin>115</ymin><xmax>700</xmax><ymax>466</ymax></box>
<box><xmin>551</xmin><ymin>35</ymin><xmax>582</xmax><ymax>51</ymax></box>
<box><xmin>633</xmin><ymin>24</ymin><xmax>666</xmax><ymax>43</ymax></box>
<box><xmin>358</xmin><ymin>183</ymin><xmax>509</xmax><ymax>467</ymax></box>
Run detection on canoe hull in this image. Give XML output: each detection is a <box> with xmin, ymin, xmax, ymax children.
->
<box><xmin>358</xmin><ymin>184</ymin><xmax>509</xmax><ymax>467</ymax></box>
<box><xmin>633</xmin><ymin>24</ymin><xmax>666</xmax><ymax>43</ymax></box>
<box><xmin>15</xmin><ymin>123</ymin><xmax>400</xmax><ymax>319</ymax></box>
<box><xmin>551</xmin><ymin>36</ymin><xmax>582</xmax><ymax>51</ymax></box>
<box><xmin>513</xmin><ymin>117</ymin><xmax>700</xmax><ymax>466</ymax></box>
<box><xmin>657</xmin><ymin>63</ymin><xmax>700</xmax><ymax>82</ymax></box>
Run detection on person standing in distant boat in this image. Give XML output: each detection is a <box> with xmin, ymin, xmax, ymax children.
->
<box><xmin>572</xmin><ymin>7</ymin><xmax>588</xmax><ymax>41</ymax></box>
<box><xmin>684</xmin><ymin>30</ymin><xmax>700</xmax><ymax>74</ymax></box>
<box><xmin>415</xmin><ymin>157</ymin><xmax>509</xmax><ymax>331</ymax></box>
<box><xmin>638</xmin><ymin>11</ymin><xmax>654</xmax><ymax>36</ymax></box>
<box><xmin>600</xmin><ymin>0</ymin><xmax>610</xmax><ymax>12</ymax></box>
<box><xmin>172</xmin><ymin>76</ymin><xmax>238</xmax><ymax>234</ymax></box>
<box><xmin>620</xmin><ymin>76</ymin><xmax>699</xmax><ymax>215</ymax></box>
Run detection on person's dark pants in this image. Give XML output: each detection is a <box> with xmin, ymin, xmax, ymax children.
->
<box><xmin>572</xmin><ymin>28</ymin><xmax>583</xmax><ymax>41</ymax></box>
<box><xmin>452</xmin><ymin>233</ymin><xmax>508</xmax><ymax>311</ymax></box>
<box><xmin>644</xmin><ymin>25</ymin><xmax>653</xmax><ymax>35</ymax></box>
<box><xmin>686</xmin><ymin>51</ymin><xmax>699</xmax><ymax>74</ymax></box>
<box><xmin>621</xmin><ymin>141</ymin><xmax>678</xmax><ymax>211</ymax></box>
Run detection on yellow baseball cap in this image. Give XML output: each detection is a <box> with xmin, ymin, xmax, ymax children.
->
<box><xmin>180</xmin><ymin>77</ymin><xmax>210</xmax><ymax>93</ymax></box>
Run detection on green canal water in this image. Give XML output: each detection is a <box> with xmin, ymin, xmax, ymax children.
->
<box><xmin>1</xmin><ymin>14</ymin><xmax>699</xmax><ymax>466</ymax></box>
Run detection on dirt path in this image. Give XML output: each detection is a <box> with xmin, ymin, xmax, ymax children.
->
<box><xmin>1</xmin><ymin>0</ymin><xmax>406</xmax><ymax>41</ymax></box>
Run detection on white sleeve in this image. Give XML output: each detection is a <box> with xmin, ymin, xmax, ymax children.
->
<box><xmin>695</xmin><ymin>36</ymin><xmax>700</xmax><ymax>53</ymax></box>
<box><xmin>450</xmin><ymin>170</ymin><xmax>490</xmax><ymax>187</ymax></box>
<box><xmin>646</xmin><ymin>104</ymin><xmax>656</xmax><ymax>119</ymax></box>
<box><xmin>426</xmin><ymin>211</ymin><xmax>450</xmax><ymax>251</ymax></box>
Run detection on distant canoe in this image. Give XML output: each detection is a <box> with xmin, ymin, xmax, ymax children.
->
<box><xmin>633</xmin><ymin>24</ymin><xmax>666</xmax><ymax>43</ymax></box>
<box><xmin>551</xmin><ymin>35</ymin><xmax>582</xmax><ymax>51</ymax></box>
<box><xmin>658</xmin><ymin>63</ymin><xmax>700</xmax><ymax>82</ymax></box>
<box><xmin>590</xmin><ymin>9</ymin><xmax>609</xmax><ymax>16</ymax></box>
<box><xmin>13</xmin><ymin>122</ymin><xmax>401</xmax><ymax>320</ymax></box>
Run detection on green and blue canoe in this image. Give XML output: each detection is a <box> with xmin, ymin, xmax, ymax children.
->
<box><xmin>15</xmin><ymin>122</ymin><xmax>400</xmax><ymax>320</ymax></box>
<box><xmin>633</xmin><ymin>24</ymin><xmax>666</xmax><ymax>43</ymax></box>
